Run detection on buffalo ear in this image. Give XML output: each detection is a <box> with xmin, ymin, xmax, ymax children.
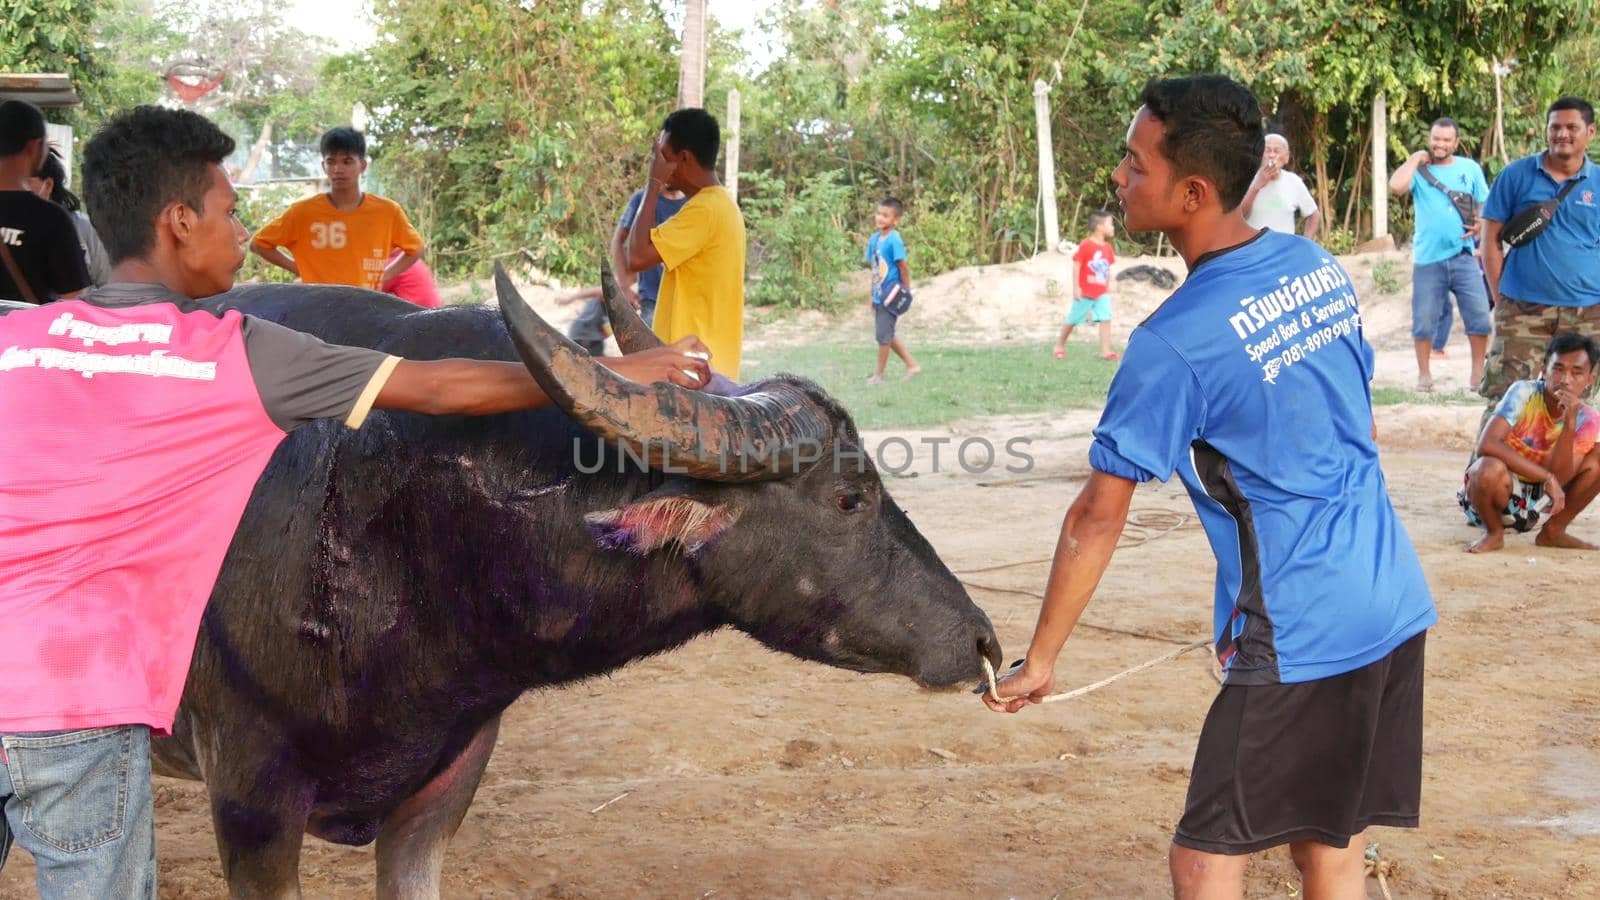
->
<box><xmin>585</xmin><ymin>487</ymin><xmax>738</xmax><ymax>557</ymax></box>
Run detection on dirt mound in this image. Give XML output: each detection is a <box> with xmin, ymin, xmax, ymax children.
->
<box><xmin>787</xmin><ymin>245</ymin><xmax>1468</xmax><ymax>396</ymax></box>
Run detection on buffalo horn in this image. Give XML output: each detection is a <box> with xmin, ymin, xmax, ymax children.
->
<box><xmin>600</xmin><ymin>258</ymin><xmax>665</xmax><ymax>354</ymax></box>
<box><xmin>495</xmin><ymin>262</ymin><xmax>832</xmax><ymax>482</ymax></box>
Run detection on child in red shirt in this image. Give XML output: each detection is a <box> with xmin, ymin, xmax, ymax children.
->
<box><xmin>1054</xmin><ymin>210</ymin><xmax>1118</xmax><ymax>360</ymax></box>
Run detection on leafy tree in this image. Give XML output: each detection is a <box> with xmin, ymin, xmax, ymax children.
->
<box><xmin>742</xmin><ymin>170</ymin><xmax>852</xmax><ymax>309</ymax></box>
<box><xmin>354</xmin><ymin>0</ymin><xmax>681</xmax><ymax>278</ymax></box>
<box><xmin>0</xmin><ymin>0</ymin><xmax>169</xmax><ymax>130</ymax></box>
<box><xmin>154</xmin><ymin>0</ymin><xmax>355</xmax><ymax>181</ymax></box>
<box><xmin>1142</xmin><ymin>0</ymin><xmax>1577</xmax><ymax>242</ymax></box>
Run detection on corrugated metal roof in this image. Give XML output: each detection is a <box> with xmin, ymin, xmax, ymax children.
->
<box><xmin>0</xmin><ymin>73</ymin><xmax>80</xmax><ymax>109</ymax></box>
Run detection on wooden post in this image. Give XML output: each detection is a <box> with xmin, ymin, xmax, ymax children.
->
<box><xmin>1032</xmin><ymin>78</ymin><xmax>1060</xmax><ymax>252</ymax></box>
<box><xmin>725</xmin><ymin>88</ymin><xmax>741</xmax><ymax>202</ymax></box>
<box><xmin>676</xmin><ymin>0</ymin><xmax>707</xmax><ymax>108</ymax></box>
<box><xmin>1371</xmin><ymin>92</ymin><xmax>1389</xmax><ymax>239</ymax></box>
<box><xmin>1491</xmin><ymin>59</ymin><xmax>1511</xmax><ymax>164</ymax></box>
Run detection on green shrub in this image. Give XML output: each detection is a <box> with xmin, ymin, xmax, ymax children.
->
<box><xmin>1317</xmin><ymin>227</ymin><xmax>1358</xmax><ymax>255</ymax></box>
<box><xmin>900</xmin><ymin>194</ymin><xmax>982</xmax><ymax>276</ymax></box>
<box><xmin>743</xmin><ymin>170</ymin><xmax>854</xmax><ymax>311</ymax></box>
<box><xmin>1372</xmin><ymin>258</ymin><xmax>1404</xmax><ymax>295</ymax></box>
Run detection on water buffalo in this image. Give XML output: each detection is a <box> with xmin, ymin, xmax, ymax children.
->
<box><xmin>94</xmin><ymin>268</ymin><xmax>998</xmax><ymax>898</ymax></box>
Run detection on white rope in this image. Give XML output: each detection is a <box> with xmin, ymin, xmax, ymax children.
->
<box><xmin>982</xmin><ymin>639</ymin><xmax>1212</xmax><ymax>705</ymax></box>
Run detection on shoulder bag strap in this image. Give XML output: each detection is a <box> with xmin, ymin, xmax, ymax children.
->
<box><xmin>0</xmin><ymin>240</ymin><xmax>41</xmax><ymax>305</ymax></box>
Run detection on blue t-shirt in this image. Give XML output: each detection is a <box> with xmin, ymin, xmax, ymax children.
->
<box><xmin>1090</xmin><ymin>230</ymin><xmax>1436</xmax><ymax>685</ymax></box>
<box><xmin>619</xmin><ymin>190</ymin><xmax>689</xmax><ymax>300</ymax></box>
<box><xmin>1482</xmin><ymin>153</ymin><xmax>1600</xmax><ymax>307</ymax></box>
<box><xmin>1409</xmin><ymin>157</ymin><xmax>1489</xmax><ymax>266</ymax></box>
<box><xmin>866</xmin><ymin>230</ymin><xmax>907</xmax><ymax>305</ymax></box>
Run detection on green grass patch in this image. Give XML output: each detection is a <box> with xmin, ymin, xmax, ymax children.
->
<box><xmin>1371</xmin><ymin>387</ymin><xmax>1481</xmax><ymax>406</ymax></box>
<box><xmin>742</xmin><ymin>341</ymin><xmax>1118</xmax><ymax>429</ymax></box>
<box><xmin>743</xmin><ymin>343</ymin><xmax>1479</xmax><ymax>429</ymax></box>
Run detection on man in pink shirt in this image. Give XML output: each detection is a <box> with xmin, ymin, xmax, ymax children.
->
<box><xmin>0</xmin><ymin>106</ymin><xmax>710</xmax><ymax>898</ymax></box>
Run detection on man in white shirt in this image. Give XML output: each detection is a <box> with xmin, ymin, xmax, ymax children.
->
<box><xmin>1242</xmin><ymin>133</ymin><xmax>1322</xmax><ymax>239</ymax></box>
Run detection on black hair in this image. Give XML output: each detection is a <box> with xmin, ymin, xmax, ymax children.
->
<box><xmin>1548</xmin><ymin>97</ymin><xmax>1596</xmax><ymax>127</ymax></box>
<box><xmin>1431</xmin><ymin>116</ymin><xmax>1460</xmax><ymax>134</ymax></box>
<box><xmin>320</xmin><ymin>126</ymin><xmax>367</xmax><ymax>158</ymax></box>
<box><xmin>38</xmin><ymin>148</ymin><xmax>81</xmax><ymax>212</ymax></box>
<box><xmin>877</xmin><ymin>196</ymin><xmax>904</xmax><ymax>216</ymax></box>
<box><xmin>661</xmin><ymin>108</ymin><xmax>720</xmax><ymax>170</ymax></box>
<box><xmin>0</xmin><ymin>99</ymin><xmax>47</xmax><ymax>156</ymax></box>
<box><xmin>1088</xmin><ymin>209</ymin><xmax>1113</xmax><ymax>229</ymax></box>
<box><xmin>1137</xmin><ymin>75</ymin><xmax>1265</xmax><ymax>211</ymax></box>
<box><xmin>83</xmin><ymin>106</ymin><xmax>236</xmax><ymax>263</ymax></box>
<box><xmin>1546</xmin><ymin>332</ymin><xmax>1600</xmax><ymax>370</ymax></box>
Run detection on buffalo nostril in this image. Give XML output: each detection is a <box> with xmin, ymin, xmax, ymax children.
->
<box><xmin>977</xmin><ymin>630</ymin><xmax>1004</xmax><ymax>671</ymax></box>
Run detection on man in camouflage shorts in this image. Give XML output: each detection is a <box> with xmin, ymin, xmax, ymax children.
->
<box><xmin>1479</xmin><ymin>302</ymin><xmax>1600</xmax><ymax>401</ymax></box>
<box><xmin>1479</xmin><ymin>97</ymin><xmax>1600</xmax><ymax>408</ymax></box>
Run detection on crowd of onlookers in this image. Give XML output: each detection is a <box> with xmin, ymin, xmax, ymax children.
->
<box><xmin>1384</xmin><ymin>98</ymin><xmax>1600</xmax><ymax>554</ymax></box>
<box><xmin>6</xmin><ymin>92</ymin><xmax>1599</xmax><ymax>556</ymax></box>
<box><xmin>1051</xmin><ymin>96</ymin><xmax>1600</xmax><ymax>555</ymax></box>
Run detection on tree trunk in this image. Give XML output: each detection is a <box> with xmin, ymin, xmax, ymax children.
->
<box><xmin>1491</xmin><ymin>59</ymin><xmax>1510</xmax><ymax>164</ymax></box>
<box><xmin>1342</xmin><ymin>123</ymin><xmax>1369</xmax><ymax>233</ymax></box>
<box><xmin>676</xmin><ymin>0</ymin><xmax>707</xmax><ymax>108</ymax></box>
<box><xmin>236</xmin><ymin>118</ymin><xmax>273</xmax><ymax>184</ymax></box>
<box><xmin>1312</xmin><ymin>107</ymin><xmax>1331</xmax><ymax>227</ymax></box>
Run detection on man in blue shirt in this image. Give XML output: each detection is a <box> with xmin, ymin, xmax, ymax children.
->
<box><xmin>1388</xmin><ymin>116</ymin><xmax>1491</xmax><ymax>393</ymax></box>
<box><xmin>567</xmin><ymin>187</ymin><xmax>687</xmax><ymax>353</ymax></box>
<box><xmin>983</xmin><ymin>75</ymin><xmax>1436</xmax><ymax>900</ymax></box>
<box><xmin>1480</xmin><ymin>96</ymin><xmax>1600</xmax><ymax>405</ymax></box>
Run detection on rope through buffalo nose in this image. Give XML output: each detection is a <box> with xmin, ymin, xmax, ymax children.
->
<box><xmin>981</xmin><ymin>639</ymin><xmax>1211</xmax><ymax>705</ymax></box>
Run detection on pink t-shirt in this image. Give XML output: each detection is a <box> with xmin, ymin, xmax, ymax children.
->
<box><xmin>0</xmin><ymin>289</ymin><xmax>396</xmax><ymax>733</ymax></box>
<box><xmin>385</xmin><ymin>252</ymin><xmax>442</xmax><ymax>308</ymax></box>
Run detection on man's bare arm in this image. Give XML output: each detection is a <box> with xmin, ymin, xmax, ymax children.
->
<box><xmin>984</xmin><ymin>470</ymin><xmax>1137</xmax><ymax>712</ymax></box>
<box><xmin>379</xmin><ymin>251</ymin><xmax>421</xmax><ymax>292</ymax></box>
<box><xmin>251</xmin><ymin>240</ymin><xmax>300</xmax><ymax>278</ymax></box>
<box><xmin>1239</xmin><ymin>183</ymin><xmax>1261</xmax><ymax>217</ymax></box>
<box><xmin>1476</xmin><ymin>416</ymin><xmax>1559</xmax><ymax>484</ymax></box>
<box><xmin>374</xmin><ymin>339</ymin><xmax>711</xmax><ymax>416</ymax></box>
<box><xmin>1302</xmin><ymin>208</ymin><xmax>1323</xmax><ymax>241</ymax></box>
<box><xmin>1389</xmin><ymin>150</ymin><xmax>1426</xmax><ymax>195</ymax></box>
<box><xmin>626</xmin><ymin>190</ymin><xmax>665</xmax><ymax>272</ymax></box>
<box><xmin>1482</xmin><ymin>219</ymin><xmax>1506</xmax><ymax>304</ymax></box>
<box><xmin>610</xmin><ymin>223</ymin><xmax>642</xmax><ymax>309</ymax></box>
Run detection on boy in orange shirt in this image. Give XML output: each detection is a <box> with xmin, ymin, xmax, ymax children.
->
<box><xmin>251</xmin><ymin>127</ymin><xmax>425</xmax><ymax>292</ymax></box>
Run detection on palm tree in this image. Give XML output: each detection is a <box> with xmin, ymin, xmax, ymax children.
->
<box><xmin>676</xmin><ymin>0</ymin><xmax>706</xmax><ymax>108</ymax></box>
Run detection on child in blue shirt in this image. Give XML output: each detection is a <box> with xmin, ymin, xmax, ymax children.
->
<box><xmin>865</xmin><ymin>197</ymin><xmax>921</xmax><ymax>384</ymax></box>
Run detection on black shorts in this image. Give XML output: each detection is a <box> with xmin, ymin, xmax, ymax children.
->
<box><xmin>1174</xmin><ymin>631</ymin><xmax>1426</xmax><ymax>855</ymax></box>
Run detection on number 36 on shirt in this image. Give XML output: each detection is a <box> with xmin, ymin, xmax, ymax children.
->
<box><xmin>309</xmin><ymin>221</ymin><xmax>347</xmax><ymax>250</ymax></box>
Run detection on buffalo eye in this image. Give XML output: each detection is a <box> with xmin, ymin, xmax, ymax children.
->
<box><xmin>836</xmin><ymin>490</ymin><xmax>864</xmax><ymax>513</ymax></box>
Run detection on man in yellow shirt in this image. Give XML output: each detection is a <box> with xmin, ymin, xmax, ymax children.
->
<box><xmin>626</xmin><ymin>109</ymin><xmax>745</xmax><ymax>379</ymax></box>
<box><xmin>251</xmin><ymin>127</ymin><xmax>425</xmax><ymax>293</ymax></box>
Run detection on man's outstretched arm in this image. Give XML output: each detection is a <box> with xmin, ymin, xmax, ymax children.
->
<box><xmin>374</xmin><ymin>337</ymin><xmax>712</xmax><ymax>417</ymax></box>
<box><xmin>983</xmin><ymin>470</ymin><xmax>1137</xmax><ymax>712</ymax></box>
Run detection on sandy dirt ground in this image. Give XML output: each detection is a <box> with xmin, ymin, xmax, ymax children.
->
<box><xmin>6</xmin><ymin>252</ymin><xmax>1598</xmax><ymax>899</ymax></box>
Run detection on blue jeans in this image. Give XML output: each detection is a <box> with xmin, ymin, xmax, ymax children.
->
<box><xmin>1431</xmin><ymin>303</ymin><xmax>1453</xmax><ymax>352</ymax></box>
<box><xmin>1</xmin><ymin>726</ymin><xmax>156</xmax><ymax>899</ymax></box>
<box><xmin>1413</xmin><ymin>252</ymin><xmax>1491</xmax><ymax>341</ymax></box>
<box><xmin>639</xmin><ymin>295</ymin><xmax>657</xmax><ymax>328</ymax></box>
